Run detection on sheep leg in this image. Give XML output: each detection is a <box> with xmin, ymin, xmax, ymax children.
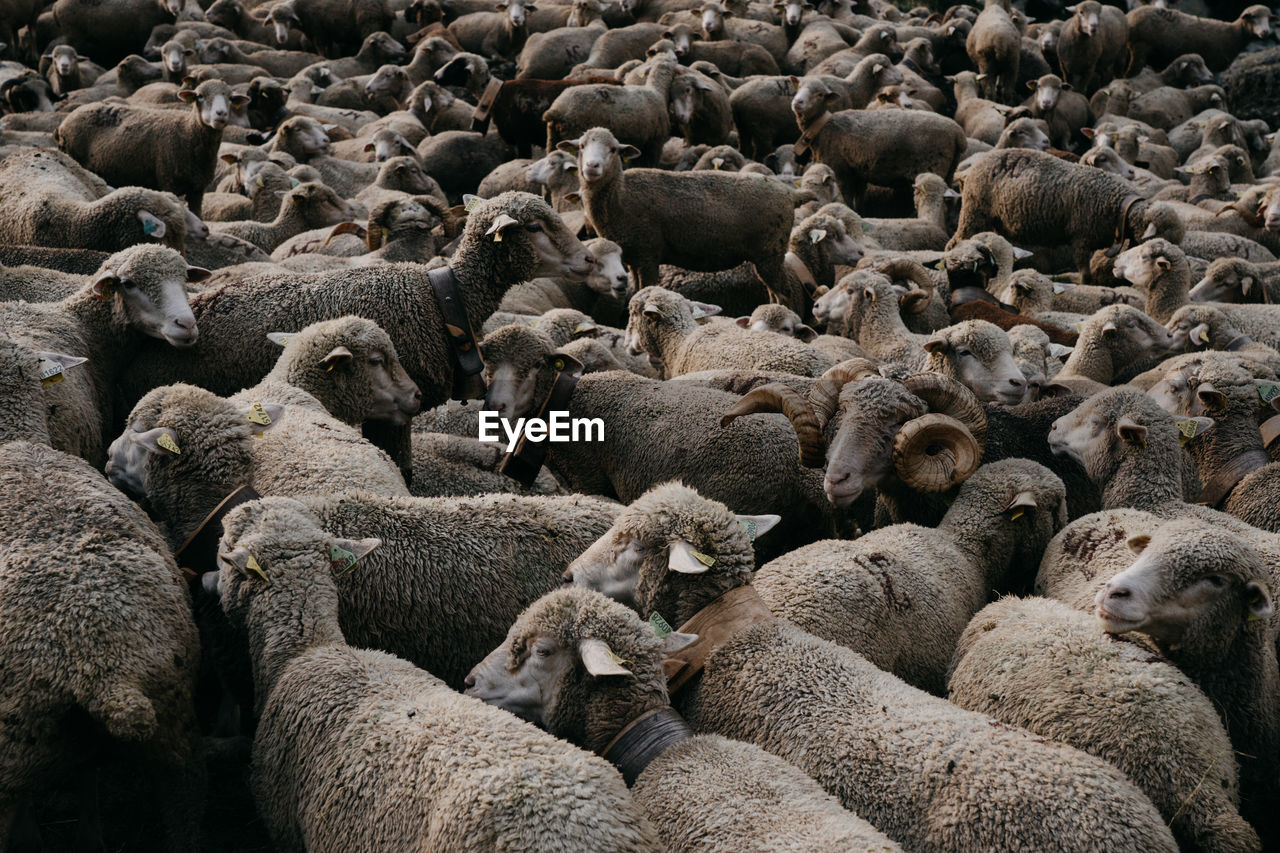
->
<box><xmin>633</xmin><ymin>261</ymin><xmax>660</xmax><ymax>290</ymax></box>
<box><xmin>73</xmin><ymin>768</ymin><xmax>106</xmax><ymax>853</ymax></box>
<box><xmin>1123</xmin><ymin>44</ymin><xmax>1146</xmax><ymax>79</ymax></box>
<box><xmin>951</xmin><ymin>202</ymin><xmax>990</xmax><ymax>246</ymax></box>
<box><xmin>186</xmin><ymin>191</ymin><xmax>204</xmax><ymax>219</ymax></box>
<box><xmin>362</xmin><ymin>420</ymin><xmax>414</xmax><ymax>486</ymax></box>
<box><xmin>138</xmin><ymin>727</ymin><xmax>205</xmax><ymax>852</ymax></box>
<box><xmin>753</xmin><ymin>255</ymin><xmax>789</xmax><ymax>309</ymax></box>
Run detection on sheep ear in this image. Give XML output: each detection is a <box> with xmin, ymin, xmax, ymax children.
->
<box><xmin>91</xmin><ymin>273</ymin><xmax>118</xmax><ymax>300</ymax></box>
<box><xmin>794</xmin><ymin>323</ymin><xmax>818</xmax><ymax>342</ymax></box>
<box><xmin>1060</xmin><ymin>82</ymin><xmax>1072</xmax><ymax>91</ymax></box>
<box><xmin>669</xmin><ymin>539</ymin><xmax>713</xmax><ymax>573</ymax></box>
<box><xmin>135</xmin><ymin>427</ymin><xmax>182</xmax><ymax>455</ymax></box>
<box><xmin>1003</xmin><ymin>490</ymin><xmax>1037</xmax><ymax>520</ymax></box>
<box><xmin>1101</xmin><ymin>321</ymin><xmax>1118</xmax><ymax>335</ymax></box>
<box><xmin>1196</xmin><ymin>385</ymin><xmax>1227</xmax><ymax>410</ymax></box>
<box><xmin>862</xmin><ymin>286</ymin><xmax>877</xmax><ymax>304</ymax></box>
<box><xmin>1026</xmin><ymin>80</ymin><xmax>1036</xmax><ymax>90</ymax></box>
<box><xmin>186</xmin><ymin>266</ymin><xmax>211</xmax><ymax>282</ymax></box>
<box><xmin>1245</xmin><ymin>580</ymin><xmax>1274</xmax><ymax>621</ymax></box>
<box><xmin>220</xmin><ymin>152</ymin><xmax>241</xmax><ymax>164</ymax></box>
<box><xmin>1047</xmin><ymin>343</ymin><xmax>1073</xmax><ymax>359</ymax></box>
<box><xmin>735</xmin><ymin>513</ymin><xmax>780</xmax><ymax>540</ymax></box>
<box><xmin>137</xmin><ymin>210</ymin><xmax>167</xmax><ymax>239</ymax></box>
<box><xmin>35</xmin><ymin>351</ymin><xmax>88</xmax><ymax>376</ymax></box>
<box><xmin>1011</xmin><ymin>246</ymin><xmax>1032</xmax><ymax>259</ymax></box>
<box><xmin>363</xmin><ymin>142</ymin><xmax>376</xmax><ymax>152</ymax></box>
<box><xmin>1115</xmin><ymin>416</ymin><xmax>1147</xmax><ymax>447</ymax></box>
<box><xmin>618</xmin><ymin>144</ymin><xmax>641</xmax><ymax>162</ymax></box>
<box><xmin>1154</xmin><ymin>256</ymin><xmax>1171</xmax><ymax>271</ymax></box>
<box><xmin>266</xmin><ymin>332</ymin><xmax>293</xmax><ymax>347</ymax></box>
<box><xmin>1080</xmin><ymin>126</ymin><xmax>1095</xmax><ymax>138</ymax></box>
<box><xmin>808</xmin><ymin>227</ymin><xmax>827</xmax><ymax>243</ymax></box>
<box><xmin>662</xmin><ymin>631</ymin><xmax>698</xmax><ymax>654</ymax></box>
<box><xmin>1241</xmin><ymin>276</ymin><xmax>1254</xmax><ymax>296</ymax></box>
<box><xmin>485</xmin><ymin>213</ymin><xmax>519</xmax><ymax>239</ymax></box>
<box><xmin>331</xmin><ymin>536</ymin><xmax>381</xmax><ymax>569</ymax></box>
<box><xmin>688</xmin><ymin>300</ymin><xmax>721</xmax><ymax>319</ymax></box>
<box><xmin>320</xmin><ymin>346</ymin><xmax>354</xmax><ymax>371</ymax></box>
<box><xmin>735</xmin><ymin>316</ymin><xmax>750</xmax><ymax>327</ymax></box>
<box><xmin>922</xmin><ymin>338</ymin><xmax>947</xmax><ymax>354</ymax></box>
<box><xmin>231</xmin><ymin>94</ymin><xmax>250</xmax><ymax>107</ymax></box>
<box><xmin>1126</xmin><ymin>534</ymin><xmax>1151</xmax><ymax>555</ymax></box>
<box><xmin>177</xmin><ymin>88</ymin><xmax>197</xmax><ymax>102</ymax></box>
<box><xmin>556</xmin><ymin>138</ymin><xmax>581</xmax><ymax>155</ymax></box>
<box><xmin>579</xmin><ymin>638</ymin><xmax>632</xmax><ymax>676</ymax></box>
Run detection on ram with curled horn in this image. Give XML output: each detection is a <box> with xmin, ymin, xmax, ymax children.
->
<box><xmin>721</xmin><ymin>360</ymin><xmax>988</xmax><ymax>522</ymax></box>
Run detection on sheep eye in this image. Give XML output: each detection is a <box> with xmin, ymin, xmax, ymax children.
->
<box><xmin>369</xmin><ymin>354</ymin><xmax>384</xmax><ymax>366</ymax></box>
<box><xmin>525</xmin><ymin>223</ymin><xmax>543</xmax><ymax>233</ymax></box>
<box><xmin>957</xmin><ymin>348</ymin><xmax>972</xmax><ymax>358</ymax></box>
<box><xmin>120</xmin><ymin>278</ymin><xmax>137</xmax><ymax>289</ymax></box>
<box><xmin>1205</xmin><ymin>575</ymin><xmax>1227</xmax><ymax>588</ymax></box>
<box><xmin>534</xmin><ymin>645</ymin><xmax>553</xmax><ymax>658</ymax></box>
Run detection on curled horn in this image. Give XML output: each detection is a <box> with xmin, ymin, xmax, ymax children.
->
<box><xmin>875</xmin><ymin>258</ymin><xmax>936</xmax><ymax>294</ymax></box>
<box><xmin>891</xmin><ymin>373</ymin><xmax>987</xmax><ymax>492</ymax></box>
<box><xmin>721</xmin><ymin>383</ymin><xmax>825</xmax><ymax>467</ymax></box>
<box><xmin>324</xmin><ymin>221</ymin><xmax>366</xmax><ymax>247</ymax></box>
<box><xmin>808</xmin><ymin>358</ymin><xmax>880</xmax><ymax>425</ymax></box>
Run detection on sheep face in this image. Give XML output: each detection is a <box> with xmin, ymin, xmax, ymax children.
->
<box><xmin>161</xmin><ymin>39</ymin><xmax>194</xmax><ymax>77</ymax></box>
<box><xmin>1190</xmin><ymin>259</ymin><xmax>1254</xmax><ymax>303</ymax></box>
<box><xmin>1112</xmin><ymin>240</ymin><xmax>1176</xmax><ymax>292</ymax></box>
<box><xmin>996</xmin><ymin>118</ymin><xmax>1050</xmax><ymax>151</ymax></box>
<box><xmin>379</xmin><ymin>157</ymin><xmax>436</xmax><ymax>194</ymax></box>
<box><xmin>280</xmin><ymin>117</ymin><xmax>332</xmax><ymax>157</ymax></box>
<box><xmin>49</xmin><ymin>45</ymin><xmax>80</xmax><ymax>79</ymax></box>
<box><xmin>660</xmin><ymin>23</ymin><xmax>699</xmax><ymax>56</ymax></box>
<box><xmin>480</xmin><ymin>325</ymin><xmax>560</xmax><ymax>421</ymax></box>
<box><xmin>584</xmin><ymin>239</ymin><xmax>630</xmax><ymax>299</ymax></box>
<box><xmin>1259</xmin><ymin>186</ymin><xmax>1280</xmax><ymax>232</ymax></box>
<box><xmin>364</xmin><ymin>66</ymin><xmax>407</xmax><ymax>102</ymax></box>
<box><xmin>465</xmin><ymin>587</ymin><xmax>672</xmax><ymax>736</ymax></box>
<box><xmin>1147</xmin><ymin>365</ymin><xmax>1198</xmax><ymax>415</ymax></box>
<box><xmin>1095</xmin><ymin>521</ymin><xmax>1273</xmax><ymax>645</ymax></box>
<box><xmin>178</xmin><ymin>80</ymin><xmax>244</xmax><ymax>131</ymax></box>
<box><xmin>94</xmin><ymin>245</ymin><xmax>204</xmax><ymax>347</ymax></box>
<box><xmin>564</xmin><ymin>482</ymin><xmax>775</xmax><ymax>612</ymax></box>
<box><xmin>288</xmin><ymin>183</ymin><xmax>355</xmax><ymax>227</ymax></box>
<box><xmin>1080</xmin><ymin>147</ymin><xmax>1135</xmax><ymax>180</ymax></box>
<box><xmin>1030</xmin><ymin>75</ymin><xmax>1066</xmax><ymax>114</ymax></box>
<box><xmin>790</xmin><ymin>78</ymin><xmax>835</xmax><ymax>124</ymax></box>
<box><xmin>1048</xmin><ymin>388</ymin><xmax>1170</xmax><ymax>481</ymax></box>
<box><xmin>1094</xmin><ymin>304</ymin><xmax>1176</xmax><ymax>359</ymax></box>
<box><xmin>745</xmin><ymin>305</ymin><xmax>815</xmax><ymax>341</ymax></box>
<box><xmin>498</xmin><ymin>0</ymin><xmax>531</xmax><ymax>28</ymax></box>
<box><xmin>625</xmin><ymin>287</ymin><xmax>700</xmax><ymax>358</ymax></box>
<box><xmin>1073</xmin><ymin>1</ymin><xmax>1101</xmax><ymax>36</ymax></box>
<box><xmin>812</xmin><ymin>283</ymin><xmax>853</xmax><ymax>335</ymax></box>
<box><xmin>821</xmin><ymin>378</ymin><xmax>927</xmax><ymax>506</ymax></box>
<box><xmin>1241</xmin><ymin>5</ymin><xmax>1272</xmax><ymax>39</ymax></box>
<box><xmin>1166</xmin><ymin>305</ymin><xmax>1225</xmax><ymax>352</ymax></box>
<box><xmin>924</xmin><ymin>322</ymin><xmax>1026</xmax><ymax>405</ymax></box>
<box><xmin>364</xmin><ymin>129</ymin><xmax>413</xmax><ymax>163</ymax></box>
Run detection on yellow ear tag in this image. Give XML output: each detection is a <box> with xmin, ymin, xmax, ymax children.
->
<box><xmin>245</xmin><ymin>555</ymin><xmax>269</xmax><ymax>583</ymax></box>
<box><xmin>381</xmin><ymin>226</ymin><xmax>390</xmax><ymax>243</ymax></box>
<box><xmin>1175</xmin><ymin>418</ymin><xmax>1199</xmax><ymax>446</ymax></box>
<box><xmin>246</xmin><ymin>401</ymin><xmax>272</xmax><ymax>426</ymax></box>
<box><xmin>38</xmin><ymin>357</ymin><xmax>65</xmax><ymax>387</ymax></box>
<box><xmin>1009</xmin><ymin>509</ymin><xmax>1025</xmax><ymax>521</ymax></box>
<box><xmin>1197</xmin><ymin>328</ymin><xmax>1210</xmax><ymax>344</ymax></box>
<box><xmin>606</xmin><ymin>648</ymin><xmax>632</xmax><ymax>668</ymax></box>
<box><xmin>329</xmin><ymin>544</ymin><xmax>358</xmax><ymax>577</ymax></box>
<box><xmin>1259</xmin><ymin>384</ymin><xmax>1280</xmax><ymax>405</ymax></box>
<box><xmin>157</xmin><ymin>433</ymin><xmax>181</xmax><ymax>454</ymax></box>
<box><xmin>492</xmin><ymin>230</ymin><xmax>503</xmax><ymax>242</ymax></box>
<box><xmin>649</xmin><ymin>611</ymin><xmax>673</xmax><ymax>639</ymax></box>
<box><xmin>553</xmin><ymin>357</ymin><xmax>566</xmax><ymax>371</ymax></box>
<box><xmin>691</xmin><ymin>549</ymin><xmax>716</xmax><ymax>567</ymax></box>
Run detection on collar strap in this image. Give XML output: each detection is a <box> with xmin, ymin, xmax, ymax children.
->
<box><xmin>1261</xmin><ymin>414</ymin><xmax>1280</xmax><ymax>450</ymax></box>
<box><xmin>1199</xmin><ymin>448</ymin><xmax>1271</xmax><ymax>508</ymax></box>
<box><xmin>174</xmin><ymin>484</ymin><xmax>261</xmax><ymax>581</ymax></box>
<box><xmin>663</xmin><ymin>584</ymin><xmax>775</xmax><ymax>696</ymax></box>
<box><xmin>785</xmin><ymin>251</ymin><xmax>819</xmax><ymax>300</ymax></box>
<box><xmin>792</xmin><ymin>110</ymin><xmax>831</xmax><ymax>157</ymax></box>
<box><xmin>1105</xmin><ymin>194</ymin><xmax>1144</xmax><ymax>258</ymax></box>
<box><xmin>902</xmin><ymin>57</ymin><xmax>923</xmax><ymax>76</ymax></box>
<box><xmin>427</xmin><ymin>265</ymin><xmax>486</xmax><ymax>399</ymax></box>
<box><xmin>498</xmin><ymin>369</ymin><xmax>580</xmax><ymax>486</ymax></box>
<box><xmin>1225</xmin><ymin>334</ymin><xmax>1253</xmax><ymax>351</ymax></box>
<box><xmin>470</xmin><ymin>77</ymin><xmax>504</xmax><ymax>133</ymax></box>
<box><xmin>600</xmin><ymin>706</ymin><xmax>693</xmax><ymax>787</ymax></box>
<box><xmin>1188</xmin><ymin>192</ymin><xmax>1218</xmax><ymax>206</ymax></box>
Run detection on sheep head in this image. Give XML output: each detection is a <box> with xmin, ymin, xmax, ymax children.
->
<box><xmin>90</xmin><ymin>244</ymin><xmax>204</xmax><ymax>347</ymax></box>
<box><xmin>562</xmin><ymin>481</ymin><xmax>778</xmax><ymax>623</ymax></box>
<box><xmin>1190</xmin><ymin>258</ymin><xmax>1258</xmax><ymax>303</ymax></box>
<box><xmin>1096</xmin><ymin>520</ymin><xmax>1273</xmax><ymax>649</ymax></box>
<box><xmin>923</xmin><ymin>320</ymin><xmax>1027</xmax><ymax>406</ymax></box>
<box><xmin>721</xmin><ymin>365</ymin><xmax>986</xmax><ymax>506</ymax></box>
<box><xmin>558</xmin><ymin>126</ymin><xmax>636</xmax><ymax>185</ymax></box>
<box><xmin>1047</xmin><ymin>386</ymin><xmax>1186</xmax><ymax>485</ymax></box>
<box><xmin>459</xmin><ymin>191</ymin><xmax>594</xmax><ymax>283</ymax></box>
<box><xmin>479</xmin><ymin>323</ymin><xmax>583</xmax><ymax>422</ymax></box>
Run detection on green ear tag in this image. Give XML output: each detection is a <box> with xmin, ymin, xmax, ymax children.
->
<box><xmin>463</xmin><ymin>194</ymin><xmax>483</xmax><ymax>213</ymax></box>
<box><xmin>330</xmin><ymin>544</ymin><xmax>358</xmax><ymax>577</ymax></box>
<box><xmin>738</xmin><ymin>518</ymin><xmax>758</xmax><ymax>542</ymax></box>
<box><xmin>649</xmin><ymin>611</ymin><xmax>673</xmax><ymax>639</ymax></box>
<box><xmin>1260</xmin><ymin>384</ymin><xmax>1280</xmax><ymax>405</ymax></box>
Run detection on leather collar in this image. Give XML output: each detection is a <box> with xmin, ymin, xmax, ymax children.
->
<box><xmin>1105</xmin><ymin>194</ymin><xmax>1144</xmax><ymax>258</ymax></box>
<box><xmin>1198</xmin><ymin>448</ymin><xmax>1271</xmax><ymax>508</ymax></box>
<box><xmin>785</xmin><ymin>251</ymin><xmax>819</xmax><ymax>299</ymax></box>
<box><xmin>1225</xmin><ymin>334</ymin><xmax>1253</xmax><ymax>352</ymax></box>
<box><xmin>663</xmin><ymin>584</ymin><xmax>775</xmax><ymax>696</ymax></box>
<box><xmin>1188</xmin><ymin>192</ymin><xmax>1219</xmax><ymax>206</ymax></box>
<box><xmin>793</xmin><ymin>110</ymin><xmax>831</xmax><ymax>157</ymax></box>
<box><xmin>174</xmin><ymin>485</ymin><xmax>261</xmax><ymax>581</ymax></box>
<box><xmin>498</xmin><ymin>368</ymin><xmax>580</xmax><ymax>486</ymax></box>
<box><xmin>1261</xmin><ymin>414</ymin><xmax>1280</xmax><ymax>450</ymax></box>
<box><xmin>426</xmin><ymin>265</ymin><xmax>486</xmax><ymax>400</ymax></box>
<box><xmin>600</xmin><ymin>706</ymin><xmax>693</xmax><ymax>787</ymax></box>
<box><xmin>470</xmin><ymin>77</ymin><xmax>504</xmax><ymax>133</ymax></box>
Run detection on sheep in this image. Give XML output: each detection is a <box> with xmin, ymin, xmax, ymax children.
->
<box><xmin>416</xmin><ymin>129</ymin><xmax>514</xmax><ymax>201</ymax></box>
<box><xmin>668</xmin><ymin>65</ymin><xmax>732</xmax><ymax>147</ymax></box>
<box><xmin>545</xmin><ymin>57</ymin><xmax>678</xmax><ymax>167</ymax></box>
<box><xmin>1125</xmin><ymin>83</ymin><xmax>1226</xmax><ymax>131</ymax></box>
<box><xmin>948</xmin><ymin>596</ymin><xmax>1261</xmax><ymax>853</ymax></box>
<box><xmin>39</xmin><ymin>44</ymin><xmax>103</xmax><ymax>95</ymax></box>
<box><xmin>475</xmin><ymin>325</ymin><xmax>848</xmax><ymax>556</ymax></box>
<box><xmin>791</xmin><ymin>76</ymin><xmax>966</xmax><ymax>210</ymax></box>
<box><xmin>1191</xmin><ymin>257</ymin><xmax>1280</xmax><ymax>304</ymax></box>
<box><xmin>118</xmin><ymin>193</ymin><xmax>591</xmax><ymax>432</ymax></box>
<box><xmin>1125</xmin><ymin>5</ymin><xmax>1273</xmax><ymax>74</ymax></box>
<box><xmin>754</xmin><ymin>458</ymin><xmax>1067</xmax><ymax>694</ymax></box>
<box><xmin>209</xmin><ymin>183</ymin><xmax>353</xmax><ymax>254</ymax></box>
<box><xmin>859</xmin><ymin>173</ymin><xmax>956</xmax><ymax>252</ymax></box>
<box><xmin>1110</xmin><ymin>237</ymin><xmax>1204</xmax><ymax>324</ymax></box>
<box><xmin>1055</xmin><ymin>0</ymin><xmax>1127</xmax><ymax>94</ymax></box>
<box><xmin>51</xmin><ymin>0</ymin><xmax>180</xmax><ymax>66</ymax></box>
<box><xmin>565</xmin><ymin>481</ymin><xmax>1179</xmax><ymax>853</ymax></box>
<box><xmin>408</xmin><ymin>430</ymin><xmax>569</xmax><ymax>497</ymax></box>
<box><xmin>952</xmin><ymin>148</ymin><xmax>1177</xmax><ymax>277</ymax></box>
<box><xmin>517</xmin><ymin>20</ymin><xmax>607</xmax><ymax>79</ymax></box>
<box><xmin>0</xmin><ymin>336</ymin><xmax>86</xmax><ymax>446</ymax></box>
<box><xmin>1090</xmin><ymin>519</ymin><xmax>1280</xmax><ymax>843</ymax></box>
<box><xmin>447</xmin><ymin>0</ymin><xmax>531</xmax><ymax>59</ymax></box>
<box><xmin>729</xmin><ymin>75</ymin><xmax>802</xmax><ymax>162</ymax></box>
<box><xmin>467</xmin><ymin>586</ymin><xmax>905</xmax><ymax>853</ymax></box>
<box><xmin>1050</xmin><ymin>304</ymin><xmax>1175</xmax><ymax>394</ymax></box>
<box><xmin>1007</xmin><ymin>323</ymin><xmax>1064</xmax><ymax>397</ymax></box>
<box><xmin>55</xmin><ymin>79</ymin><xmax>248</xmax><ymax>217</ymax></box>
<box><xmin>211</xmin><ymin>496</ymin><xmax>659</xmax><ymax>852</ymax></box>
<box><xmin>0</xmin><ymin>441</ymin><xmax>204</xmax><ymax>853</ymax></box>
<box><xmin>563</xmin><ymin>127</ymin><xmax>793</xmax><ymax>298</ymax></box>
<box><xmin>626</xmin><ymin>286</ymin><xmax>837</xmax><ymax>378</ymax></box>
<box><xmin>951</xmin><ymin>69</ymin><xmax>1009</xmax><ymax>145</ymax></box>
<box><xmin>256</xmin><ymin>0</ymin><xmax>395</xmax><ymax>58</ymax></box>
<box><xmin>966</xmin><ymin>0</ymin><xmax>1021</xmax><ymax>102</ymax></box>
<box><xmin>0</xmin><ymin>149</ymin><xmax>189</xmax><ymax>253</ymax></box>
<box><xmin>1024</xmin><ymin>73</ymin><xmax>1091</xmax><ymax>151</ymax></box>
<box><xmin>1163</xmin><ymin>307</ymin><xmax>1280</xmax><ymax>376</ymax></box>
<box><xmin>1</xmin><ymin>244</ymin><xmax>201</xmax><ymax>467</ymax></box>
